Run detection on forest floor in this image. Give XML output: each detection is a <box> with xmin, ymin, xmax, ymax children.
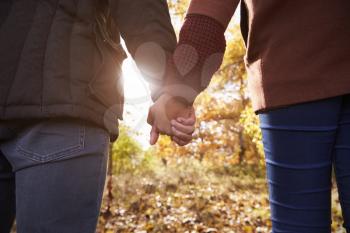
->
<box><xmin>8</xmin><ymin>159</ymin><xmax>345</xmax><ymax>233</ymax></box>
<box><xmin>96</xmin><ymin>159</ymin><xmax>345</xmax><ymax>233</ymax></box>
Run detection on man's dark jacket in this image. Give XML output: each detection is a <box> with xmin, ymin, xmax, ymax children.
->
<box><xmin>0</xmin><ymin>0</ymin><xmax>176</xmax><ymax>137</ymax></box>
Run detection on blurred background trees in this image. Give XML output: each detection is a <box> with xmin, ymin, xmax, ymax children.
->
<box><xmin>95</xmin><ymin>1</ymin><xmax>343</xmax><ymax>232</ymax></box>
<box><xmin>96</xmin><ymin>2</ymin><xmax>271</xmax><ymax>232</ymax></box>
<box><xmin>7</xmin><ymin>1</ymin><xmax>344</xmax><ymax>233</ymax></box>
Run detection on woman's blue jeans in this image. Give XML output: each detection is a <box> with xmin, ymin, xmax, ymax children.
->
<box><xmin>259</xmin><ymin>94</ymin><xmax>350</xmax><ymax>233</ymax></box>
<box><xmin>0</xmin><ymin>119</ymin><xmax>109</xmax><ymax>233</ymax></box>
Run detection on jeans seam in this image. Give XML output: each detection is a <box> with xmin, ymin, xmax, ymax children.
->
<box><xmin>93</xmin><ymin>138</ymin><xmax>108</xmax><ymax>226</ymax></box>
<box><xmin>16</xmin><ymin>125</ymin><xmax>86</xmax><ymax>163</ymax></box>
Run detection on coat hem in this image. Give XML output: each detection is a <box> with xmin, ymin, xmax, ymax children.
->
<box><xmin>0</xmin><ymin>104</ymin><xmax>119</xmax><ymax>140</ymax></box>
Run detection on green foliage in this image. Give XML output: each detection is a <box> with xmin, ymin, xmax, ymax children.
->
<box><xmin>110</xmin><ymin>125</ymin><xmax>142</xmax><ymax>174</ymax></box>
<box><xmin>167</xmin><ymin>0</ymin><xmax>190</xmax><ymax>21</ymax></box>
<box><xmin>239</xmin><ymin>104</ymin><xmax>264</xmax><ymax>158</ymax></box>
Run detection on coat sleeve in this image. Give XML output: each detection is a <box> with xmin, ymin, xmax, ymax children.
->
<box><xmin>157</xmin><ymin>0</ymin><xmax>240</xmax><ymax>104</ymax></box>
<box><xmin>110</xmin><ymin>0</ymin><xmax>177</xmax><ymax>100</ymax></box>
<box><xmin>187</xmin><ymin>0</ymin><xmax>239</xmax><ymax>28</ymax></box>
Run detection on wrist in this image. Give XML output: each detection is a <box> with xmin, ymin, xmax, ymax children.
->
<box><xmin>159</xmin><ymin>93</ymin><xmax>192</xmax><ymax>107</ymax></box>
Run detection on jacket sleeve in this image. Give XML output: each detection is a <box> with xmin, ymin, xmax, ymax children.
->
<box><xmin>110</xmin><ymin>0</ymin><xmax>177</xmax><ymax>100</ymax></box>
<box><xmin>187</xmin><ymin>0</ymin><xmax>239</xmax><ymax>28</ymax></box>
<box><xmin>158</xmin><ymin>0</ymin><xmax>240</xmax><ymax>105</ymax></box>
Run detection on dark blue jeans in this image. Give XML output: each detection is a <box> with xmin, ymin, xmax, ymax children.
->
<box><xmin>259</xmin><ymin>94</ymin><xmax>350</xmax><ymax>233</ymax></box>
<box><xmin>0</xmin><ymin>119</ymin><xmax>109</xmax><ymax>233</ymax></box>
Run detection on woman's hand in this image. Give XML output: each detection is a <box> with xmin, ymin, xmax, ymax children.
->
<box><xmin>171</xmin><ymin>108</ymin><xmax>196</xmax><ymax>146</ymax></box>
<box><xmin>147</xmin><ymin>94</ymin><xmax>196</xmax><ymax>146</ymax></box>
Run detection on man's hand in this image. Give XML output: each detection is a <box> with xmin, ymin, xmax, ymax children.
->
<box><xmin>147</xmin><ymin>93</ymin><xmax>196</xmax><ymax>145</ymax></box>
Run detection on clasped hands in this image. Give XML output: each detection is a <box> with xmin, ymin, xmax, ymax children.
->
<box><xmin>147</xmin><ymin>93</ymin><xmax>196</xmax><ymax>146</ymax></box>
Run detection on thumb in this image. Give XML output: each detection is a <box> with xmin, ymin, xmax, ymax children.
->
<box><xmin>150</xmin><ymin>125</ymin><xmax>160</xmax><ymax>145</ymax></box>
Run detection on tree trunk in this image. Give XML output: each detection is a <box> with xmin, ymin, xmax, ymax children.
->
<box><xmin>238</xmin><ymin>130</ymin><xmax>246</xmax><ymax>164</ymax></box>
